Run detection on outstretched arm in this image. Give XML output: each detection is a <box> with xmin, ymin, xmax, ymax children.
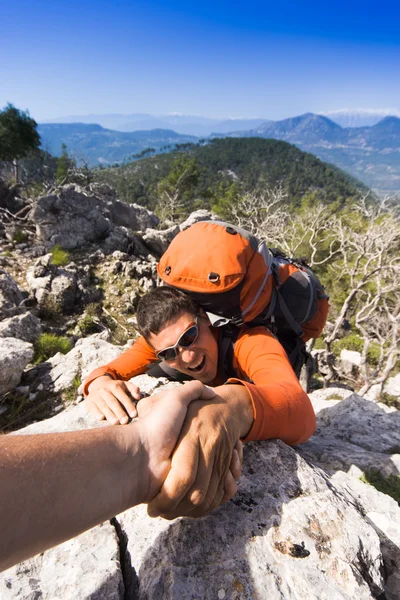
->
<box><xmin>0</xmin><ymin>382</ymin><xmax>242</xmax><ymax>572</ymax></box>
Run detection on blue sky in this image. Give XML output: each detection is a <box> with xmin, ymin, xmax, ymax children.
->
<box><xmin>1</xmin><ymin>0</ymin><xmax>399</xmax><ymax>121</ymax></box>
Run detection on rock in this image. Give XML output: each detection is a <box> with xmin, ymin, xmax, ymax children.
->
<box><xmin>384</xmin><ymin>373</ymin><xmax>400</xmax><ymax>397</ymax></box>
<box><xmin>30</xmin><ymin>186</ymin><xmax>112</xmax><ymax>249</ymax></box>
<box><xmin>118</xmin><ymin>441</ymin><xmax>388</xmax><ymax>600</ymax></box>
<box><xmin>0</xmin><ymin>270</ymin><xmax>23</xmax><ymax>319</ymax></box>
<box><xmin>0</xmin><ymin>312</ymin><xmax>42</xmax><ymax>343</ymax></box>
<box><xmin>299</xmin><ymin>390</ymin><xmax>400</xmax><ymax>477</ymax></box>
<box><xmin>23</xmin><ymin>336</ymin><xmax>131</xmax><ymax>395</ymax></box>
<box><xmin>179</xmin><ymin>209</ymin><xmax>216</xmax><ymax>230</ymax></box>
<box><xmin>2</xmin><ymin>381</ymin><xmax>400</xmax><ymax>599</ymax></box>
<box><xmin>340</xmin><ymin>349</ymin><xmax>361</xmax><ymax>377</ymax></box>
<box><xmin>331</xmin><ymin>471</ymin><xmax>400</xmax><ymax>600</ymax></box>
<box><xmin>0</xmin><ymin>337</ymin><xmax>34</xmax><ymax>395</ymax></box>
<box><xmin>30</xmin><ymin>185</ymin><xmax>158</xmax><ymax>252</ymax></box>
<box><xmin>106</xmin><ymin>199</ymin><xmax>159</xmax><ymax>231</ymax></box>
<box><xmin>0</xmin><ymin>522</ymin><xmax>124</xmax><ymax>600</ymax></box>
<box><xmin>26</xmin><ymin>257</ymin><xmax>100</xmax><ymax>314</ymax></box>
<box><xmin>142</xmin><ymin>224</ymin><xmax>180</xmax><ymax>256</ymax></box>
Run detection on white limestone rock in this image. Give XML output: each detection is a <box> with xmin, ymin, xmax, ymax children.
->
<box><xmin>384</xmin><ymin>372</ymin><xmax>400</xmax><ymax>397</ymax></box>
<box><xmin>0</xmin><ymin>312</ymin><xmax>42</xmax><ymax>343</ymax></box>
<box><xmin>142</xmin><ymin>224</ymin><xmax>180</xmax><ymax>256</ymax></box>
<box><xmin>299</xmin><ymin>390</ymin><xmax>400</xmax><ymax>476</ymax></box>
<box><xmin>0</xmin><ymin>522</ymin><xmax>124</xmax><ymax>600</ymax></box>
<box><xmin>0</xmin><ymin>337</ymin><xmax>34</xmax><ymax>395</ymax></box>
<box><xmin>179</xmin><ymin>209</ymin><xmax>216</xmax><ymax>230</ymax></box>
<box><xmin>0</xmin><ymin>269</ymin><xmax>23</xmax><ymax>319</ymax></box>
<box><xmin>117</xmin><ymin>442</ymin><xmax>387</xmax><ymax>599</ymax></box>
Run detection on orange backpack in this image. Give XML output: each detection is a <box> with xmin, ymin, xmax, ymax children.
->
<box><xmin>158</xmin><ymin>220</ymin><xmax>329</xmax><ymax>343</ymax></box>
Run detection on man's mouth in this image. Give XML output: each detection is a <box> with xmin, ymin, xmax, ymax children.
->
<box><xmin>188</xmin><ymin>355</ymin><xmax>206</xmax><ymax>372</ymax></box>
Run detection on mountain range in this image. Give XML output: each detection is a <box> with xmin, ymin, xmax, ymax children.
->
<box><xmin>41</xmin><ymin>114</ymin><xmax>268</xmax><ymax>137</ymax></box>
<box><xmin>38</xmin><ymin>113</ymin><xmax>400</xmax><ymax>193</ymax></box>
<box><xmin>217</xmin><ymin>113</ymin><xmax>400</xmax><ymax>192</ymax></box>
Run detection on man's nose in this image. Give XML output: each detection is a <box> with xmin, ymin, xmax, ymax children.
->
<box><xmin>179</xmin><ymin>347</ymin><xmax>196</xmax><ymax>363</ymax></box>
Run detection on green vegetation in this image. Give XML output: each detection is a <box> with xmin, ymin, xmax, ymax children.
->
<box><xmin>332</xmin><ymin>334</ymin><xmax>381</xmax><ymax>366</ymax></box>
<box><xmin>34</xmin><ymin>333</ymin><xmax>72</xmax><ymax>363</ymax></box>
<box><xmin>50</xmin><ymin>244</ymin><xmax>70</xmax><ymax>266</ymax></box>
<box><xmin>0</xmin><ymin>389</ymin><xmax>55</xmax><ymax>433</ymax></box>
<box><xmin>56</xmin><ymin>143</ymin><xmax>76</xmax><ymax>182</ymax></box>
<box><xmin>12</xmin><ymin>228</ymin><xmax>28</xmax><ymax>243</ymax></box>
<box><xmin>360</xmin><ymin>470</ymin><xmax>400</xmax><ymax>505</ymax></box>
<box><xmin>380</xmin><ymin>392</ymin><xmax>400</xmax><ymax>410</ymax></box>
<box><xmin>94</xmin><ymin>137</ymin><xmax>363</xmax><ymax>217</ymax></box>
<box><xmin>0</xmin><ymin>103</ymin><xmax>41</xmax><ymax>181</ymax></box>
<box><xmin>61</xmin><ymin>375</ymin><xmax>81</xmax><ymax>405</ymax></box>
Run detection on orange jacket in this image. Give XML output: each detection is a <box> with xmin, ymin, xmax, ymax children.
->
<box><xmin>83</xmin><ymin>326</ymin><xmax>316</xmax><ymax>445</ymax></box>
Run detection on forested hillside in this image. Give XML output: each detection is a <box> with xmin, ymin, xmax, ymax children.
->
<box><xmin>94</xmin><ymin>137</ymin><xmax>364</xmax><ymax>214</ymax></box>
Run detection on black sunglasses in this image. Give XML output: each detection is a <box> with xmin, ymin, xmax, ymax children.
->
<box><xmin>156</xmin><ymin>317</ymin><xmax>199</xmax><ymax>362</ymax></box>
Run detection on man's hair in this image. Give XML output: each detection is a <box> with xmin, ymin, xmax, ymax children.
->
<box><xmin>136</xmin><ymin>286</ymin><xmax>201</xmax><ymax>339</ymax></box>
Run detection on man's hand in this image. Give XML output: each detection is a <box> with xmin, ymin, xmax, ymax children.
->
<box><xmin>135</xmin><ymin>381</ymin><xmax>217</xmax><ymax>502</ymax></box>
<box><xmin>85</xmin><ymin>376</ymin><xmax>141</xmax><ymax>424</ymax></box>
<box><xmin>146</xmin><ymin>384</ymin><xmax>253</xmax><ymax>520</ymax></box>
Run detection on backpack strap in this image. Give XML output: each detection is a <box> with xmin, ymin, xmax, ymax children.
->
<box><xmin>217</xmin><ymin>325</ymin><xmax>240</xmax><ymax>380</ymax></box>
<box><xmin>271</xmin><ymin>260</ymin><xmax>305</xmax><ymax>337</ymax></box>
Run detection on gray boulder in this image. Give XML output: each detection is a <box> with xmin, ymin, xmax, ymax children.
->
<box><xmin>30</xmin><ymin>185</ymin><xmax>159</xmax><ymax>251</ymax></box>
<box><xmin>179</xmin><ymin>209</ymin><xmax>216</xmax><ymax>230</ymax></box>
<box><xmin>299</xmin><ymin>388</ymin><xmax>400</xmax><ymax>477</ymax></box>
<box><xmin>107</xmin><ymin>199</ymin><xmax>159</xmax><ymax>231</ymax></box>
<box><xmin>0</xmin><ymin>337</ymin><xmax>34</xmax><ymax>395</ymax></box>
<box><xmin>30</xmin><ymin>186</ymin><xmax>112</xmax><ymax>249</ymax></box>
<box><xmin>27</xmin><ymin>259</ymin><xmax>78</xmax><ymax>314</ymax></box>
<box><xmin>384</xmin><ymin>373</ymin><xmax>400</xmax><ymax>397</ymax></box>
<box><xmin>142</xmin><ymin>224</ymin><xmax>180</xmax><ymax>256</ymax></box>
<box><xmin>23</xmin><ymin>335</ymin><xmax>133</xmax><ymax>396</ymax></box>
<box><xmin>0</xmin><ymin>312</ymin><xmax>42</xmax><ymax>343</ymax></box>
<box><xmin>1</xmin><ymin>382</ymin><xmax>400</xmax><ymax>599</ymax></box>
<box><xmin>0</xmin><ymin>270</ymin><xmax>23</xmax><ymax>319</ymax></box>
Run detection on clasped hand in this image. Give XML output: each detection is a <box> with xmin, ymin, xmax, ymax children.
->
<box><xmin>87</xmin><ymin>378</ymin><xmax>243</xmax><ymax>518</ymax></box>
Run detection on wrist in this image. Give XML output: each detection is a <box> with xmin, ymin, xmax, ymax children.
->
<box><xmin>215</xmin><ymin>384</ymin><xmax>254</xmax><ymax>438</ymax></box>
<box><xmin>87</xmin><ymin>374</ymin><xmax>114</xmax><ymax>394</ymax></box>
<box><xmin>114</xmin><ymin>423</ymin><xmax>151</xmax><ymax>508</ymax></box>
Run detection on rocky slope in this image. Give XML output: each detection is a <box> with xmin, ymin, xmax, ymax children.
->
<box><xmin>1</xmin><ymin>181</ymin><xmax>399</xmax><ymax>599</ymax></box>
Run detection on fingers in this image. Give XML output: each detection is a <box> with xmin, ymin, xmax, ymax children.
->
<box><xmin>147</xmin><ymin>437</ymin><xmax>200</xmax><ymax>518</ymax></box>
<box><xmin>229</xmin><ymin>441</ymin><xmax>243</xmax><ymax>481</ymax></box>
<box><xmin>174</xmin><ymin>381</ymin><xmax>216</xmax><ymax>408</ymax></box>
<box><xmin>84</xmin><ymin>397</ymin><xmax>105</xmax><ymax>421</ymax></box>
<box><xmin>85</xmin><ymin>380</ymin><xmax>140</xmax><ymax>424</ymax></box>
<box><xmin>220</xmin><ymin>469</ymin><xmax>238</xmax><ymax>505</ymax></box>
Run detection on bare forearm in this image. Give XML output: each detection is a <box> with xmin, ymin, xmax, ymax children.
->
<box><xmin>0</xmin><ymin>427</ymin><xmax>142</xmax><ymax>572</ymax></box>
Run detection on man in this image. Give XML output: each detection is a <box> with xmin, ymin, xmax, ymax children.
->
<box><xmin>1</xmin><ymin>382</ymin><xmax>242</xmax><ymax>572</ymax></box>
<box><xmin>84</xmin><ymin>287</ymin><xmax>316</xmax><ymax>520</ymax></box>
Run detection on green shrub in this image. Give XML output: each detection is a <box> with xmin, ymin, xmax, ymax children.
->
<box><xmin>51</xmin><ymin>244</ymin><xmax>70</xmax><ymax>267</ymax></box>
<box><xmin>34</xmin><ymin>333</ymin><xmax>72</xmax><ymax>363</ymax></box>
<box><xmin>78</xmin><ymin>314</ymin><xmax>100</xmax><ymax>335</ymax></box>
<box><xmin>12</xmin><ymin>228</ymin><xmax>28</xmax><ymax>243</ymax></box>
<box><xmin>360</xmin><ymin>470</ymin><xmax>400</xmax><ymax>505</ymax></box>
<box><xmin>62</xmin><ymin>375</ymin><xmax>81</xmax><ymax>404</ymax></box>
<box><xmin>380</xmin><ymin>392</ymin><xmax>400</xmax><ymax>410</ymax></box>
<box><xmin>332</xmin><ymin>333</ymin><xmax>380</xmax><ymax>365</ymax></box>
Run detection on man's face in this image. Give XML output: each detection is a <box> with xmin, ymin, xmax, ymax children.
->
<box><xmin>147</xmin><ymin>312</ymin><xmax>219</xmax><ymax>383</ymax></box>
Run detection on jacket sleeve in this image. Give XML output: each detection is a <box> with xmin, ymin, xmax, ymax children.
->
<box><xmin>228</xmin><ymin>326</ymin><xmax>316</xmax><ymax>445</ymax></box>
<box><xmin>83</xmin><ymin>336</ymin><xmax>158</xmax><ymax>395</ymax></box>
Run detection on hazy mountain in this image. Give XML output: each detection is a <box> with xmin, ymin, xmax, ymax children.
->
<box><xmin>42</xmin><ymin>114</ymin><xmax>268</xmax><ymax>137</ymax></box>
<box><xmin>38</xmin><ymin>123</ymin><xmax>198</xmax><ymax>166</ymax></box>
<box><xmin>213</xmin><ymin>114</ymin><xmax>400</xmax><ymax>193</ymax></box>
<box><xmin>322</xmin><ymin>109</ymin><xmax>400</xmax><ymax>128</ymax></box>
